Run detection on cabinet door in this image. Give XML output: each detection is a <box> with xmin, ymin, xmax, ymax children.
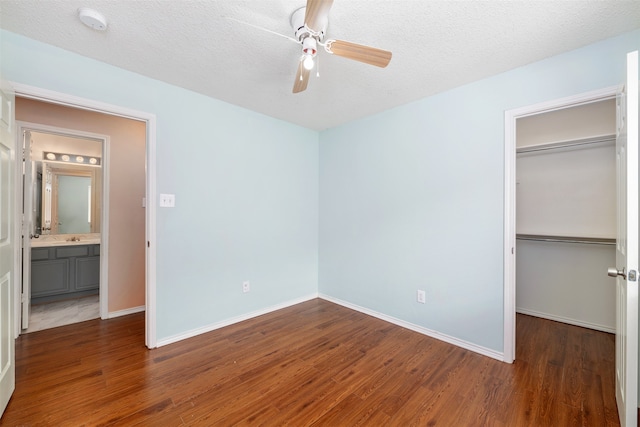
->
<box><xmin>75</xmin><ymin>257</ymin><xmax>100</xmax><ymax>291</ymax></box>
<box><xmin>31</xmin><ymin>259</ymin><xmax>70</xmax><ymax>297</ymax></box>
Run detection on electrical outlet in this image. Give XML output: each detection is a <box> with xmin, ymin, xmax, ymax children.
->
<box><xmin>417</xmin><ymin>290</ymin><xmax>426</xmax><ymax>304</ymax></box>
<box><xmin>242</xmin><ymin>281</ymin><xmax>250</xmax><ymax>293</ymax></box>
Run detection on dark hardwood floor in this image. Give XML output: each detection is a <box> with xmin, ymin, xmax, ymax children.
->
<box><xmin>2</xmin><ymin>299</ymin><xmax>618</xmax><ymax>426</ymax></box>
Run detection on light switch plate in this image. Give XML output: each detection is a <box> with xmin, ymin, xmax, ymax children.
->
<box><xmin>159</xmin><ymin>193</ymin><xmax>175</xmax><ymax>207</ymax></box>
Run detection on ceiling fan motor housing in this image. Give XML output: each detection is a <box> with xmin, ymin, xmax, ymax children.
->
<box><xmin>290</xmin><ymin>6</ymin><xmax>326</xmax><ymax>41</ymax></box>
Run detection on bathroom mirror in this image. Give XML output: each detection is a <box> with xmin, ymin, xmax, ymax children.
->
<box><xmin>26</xmin><ymin>129</ymin><xmax>103</xmax><ymax>238</ymax></box>
<box><xmin>38</xmin><ymin>162</ymin><xmax>101</xmax><ymax>235</ymax></box>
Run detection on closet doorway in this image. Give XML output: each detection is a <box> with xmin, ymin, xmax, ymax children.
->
<box><xmin>515</xmin><ymin>99</ymin><xmax>617</xmax><ymax>333</ymax></box>
<box><xmin>503</xmin><ymin>85</ymin><xmax>622</xmax><ymax>363</ymax></box>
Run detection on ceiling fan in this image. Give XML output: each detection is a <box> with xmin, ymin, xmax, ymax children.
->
<box><xmin>228</xmin><ymin>0</ymin><xmax>392</xmax><ymax>93</ymax></box>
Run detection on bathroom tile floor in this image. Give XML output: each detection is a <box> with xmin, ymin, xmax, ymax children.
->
<box><xmin>24</xmin><ymin>295</ymin><xmax>99</xmax><ymax>333</ymax></box>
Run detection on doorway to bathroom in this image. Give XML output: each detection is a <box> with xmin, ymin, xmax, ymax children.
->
<box><xmin>15</xmin><ymin>95</ymin><xmax>148</xmax><ymax>335</ymax></box>
<box><xmin>19</xmin><ymin>124</ymin><xmax>106</xmax><ymax>332</ymax></box>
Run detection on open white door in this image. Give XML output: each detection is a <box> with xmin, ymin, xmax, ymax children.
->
<box><xmin>609</xmin><ymin>50</ymin><xmax>639</xmax><ymax>427</ymax></box>
<box><xmin>0</xmin><ymin>85</ymin><xmax>16</xmax><ymax>415</ymax></box>
<box><xmin>20</xmin><ymin>130</ymin><xmax>33</xmax><ymax>330</ymax></box>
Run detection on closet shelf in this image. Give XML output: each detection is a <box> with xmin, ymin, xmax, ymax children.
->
<box><xmin>516</xmin><ymin>134</ymin><xmax>615</xmax><ymax>154</ymax></box>
<box><xmin>516</xmin><ymin>234</ymin><xmax>616</xmax><ymax>246</ymax></box>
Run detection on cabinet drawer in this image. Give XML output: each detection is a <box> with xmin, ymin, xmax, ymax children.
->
<box><xmin>31</xmin><ymin>248</ymin><xmax>51</xmax><ymax>261</ymax></box>
<box><xmin>56</xmin><ymin>246</ymin><xmax>89</xmax><ymax>258</ymax></box>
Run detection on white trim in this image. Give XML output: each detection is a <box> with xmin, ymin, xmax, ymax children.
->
<box><xmin>14</xmin><ymin>121</ymin><xmax>110</xmax><ymax>329</ymax></box>
<box><xmin>320</xmin><ymin>294</ymin><xmax>504</xmax><ymax>362</ymax></box>
<box><xmin>516</xmin><ymin>308</ymin><xmax>615</xmax><ymax>334</ymax></box>
<box><xmin>10</xmin><ymin>82</ymin><xmax>158</xmax><ymax>349</ymax></box>
<box><xmin>7</xmin><ymin>82</ymin><xmax>21</xmax><ymax>343</ymax></box>
<box><xmin>100</xmin><ymin>138</ymin><xmax>110</xmax><ymax>320</ymax></box>
<box><xmin>503</xmin><ymin>107</ymin><xmax>517</xmax><ymax>363</ymax></box>
<box><xmin>145</xmin><ymin>119</ymin><xmax>157</xmax><ymax>348</ymax></box>
<box><xmin>506</xmin><ymin>85</ymin><xmax>620</xmax><ymax>119</ymax></box>
<box><xmin>503</xmin><ymin>85</ymin><xmax>621</xmax><ymax>364</ymax></box>
<box><xmin>12</xmin><ymin>84</ymin><xmax>153</xmax><ymax>123</ymax></box>
<box><xmin>108</xmin><ymin>305</ymin><xmax>145</xmax><ymax>319</ymax></box>
<box><xmin>12</xmin><ymin>118</ymin><xmax>23</xmax><ymax>338</ymax></box>
<box><xmin>14</xmin><ymin>121</ymin><xmax>108</xmax><ymax>142</ymax></box>
<box><xmin>156</xmin><ymin>294</ymin><xmax>319</xmax><ymax>347</ymax></box>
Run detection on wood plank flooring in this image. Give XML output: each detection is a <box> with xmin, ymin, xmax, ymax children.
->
<box><xmin>1</xmin><ymin>299</ymin><xmax>618</xmax><ymax>426</ymax></box>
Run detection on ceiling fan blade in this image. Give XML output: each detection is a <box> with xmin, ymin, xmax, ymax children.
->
<box><xmin>325</xmin><ymin>39</ymin><xmax>392</xmax><ymax>68</ymax></box>
<box><xmin>305</xmin><ymin>0</ymin><xmax>334</xmax><ymax>33</ymax></box>
<box><xmin>293</xmin><ymin>59</ymin><xmax>311</xmax><ymax>93</ymax></box>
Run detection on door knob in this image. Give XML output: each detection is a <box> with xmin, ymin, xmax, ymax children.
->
<box><xmin>608</xmin><ymin>267</ymin><xmax>626</xmax><ymax>279</ymax></box>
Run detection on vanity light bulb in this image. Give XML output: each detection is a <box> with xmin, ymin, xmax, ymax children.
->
<box><xmin>89</xmin><ymin>158</ymin><xmax>97</xmax><ymax>165</ymax></box>
<box><xmin>46</xmin><ymin>153</ymin><xmax>56</xmax><ymax>160</ymax></box>
<box><xmin>61</xmin><ymin>155</ymin><xmax>70</xmax><ymax>161</ymax></box>
<box><xmin>76</xmin><ymin>156</ymin><xmax>84</xmax><ymax>163</ymax></box>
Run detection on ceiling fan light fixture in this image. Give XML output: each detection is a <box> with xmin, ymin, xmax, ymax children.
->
<box><xmin>301</xmin><ymin>37</ymin><xmax>317</xmax><ymax>70</ymax></box>
<box><xmin>303</xmin><ymin>54</ymin><xmax>315</xmax><ymax>71</ymax></box>
<box><xmin>302</xmin><ymin>37</ymin><xmax>317</xmax><ymax>55</ymax></box>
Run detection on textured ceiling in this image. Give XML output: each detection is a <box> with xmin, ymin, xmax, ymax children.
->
<box><xmin>1</xmin><ymin>1</ymin><xmax>640</xmax><ymax>130</ymax></box>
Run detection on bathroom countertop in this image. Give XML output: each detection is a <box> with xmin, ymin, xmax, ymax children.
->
<box><xmin>30</xmin><ymin>234</ymin><xmax>101</xmax><ymax>248</ymax></box>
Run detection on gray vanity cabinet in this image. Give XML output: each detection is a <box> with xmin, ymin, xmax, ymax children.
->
<box><xmin>31</xmin><ymin>244</ymin><xmax>100</xmax><ymax>304</ymax></box>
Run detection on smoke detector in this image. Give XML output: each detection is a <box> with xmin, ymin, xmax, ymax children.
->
<box><xmin>78</xmin><ymin>8</ymin><xmax>108</xmax><ymax>31</ymax></box>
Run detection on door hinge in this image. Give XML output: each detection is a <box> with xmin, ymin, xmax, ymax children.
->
<box><xmin>21</xmin><ymin>293</ymin><xmax>27</xmax><ymax>303</ymax></box>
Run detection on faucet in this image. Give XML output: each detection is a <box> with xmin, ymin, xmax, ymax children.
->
<box><xmin>66</xmin><ymin>236</ymin><xmax>80</xmax><ymax>242</ymax></box>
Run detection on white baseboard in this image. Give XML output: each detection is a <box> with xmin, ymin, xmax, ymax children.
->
<box><xmin>319</xmin><ymin>294</ymin><xmax>504</xmax><ymax>362</ymax></box>
<box><xmin>108</xmin><ymin>305</ymin><xmax>146</xmax><ymax>319</ymax></box>
<box><xmin>516</xmin><ymin>307</ymin><xmax>615</xmax><ymax>334</ymax></box>
<box><xmin>156</xmin><ymin>293</ymin><xmax>319</xmax><ymax>347</ymax></box>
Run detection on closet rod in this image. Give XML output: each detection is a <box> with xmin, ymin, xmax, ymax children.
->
<box><xmin>516</xmin><ymin>234</ymin><xmax>616</xmax><ymax>246</ymax></box>
<box><xmin>516</xmin><ymin>135</ymin><xmax>615</xmax><ymax>154</ymax></box>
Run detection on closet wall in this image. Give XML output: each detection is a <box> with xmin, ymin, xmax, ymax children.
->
<box><xmin>516</xmin><ymin>99</ymin><xmax>617</xmax><ymax>332</ymax></box>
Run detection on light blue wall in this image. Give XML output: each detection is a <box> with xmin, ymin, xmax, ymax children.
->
<box><xmin>3</xmin><ymin>27</ymin><xmax>640</xmax><ymax>353</ymax></box>
<box><xmin>1</xmin><ymin>30</ymin><xmax>319</xmax><ymax>340</ymax></box>
<box><xmin>318</xmin><ymin>30</ymin><xmax>640</xmax><ymax>352</ymax></box>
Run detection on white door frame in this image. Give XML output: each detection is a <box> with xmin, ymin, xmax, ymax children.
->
<box><xmin>11</xmin><ymin>83</ymin><xmax>157</xmax><ymax>348</ymax></box>
<box><xmin>503</xmin><ymin>84</ymin><xmax>621</xmax><ymax>363</ymax></box>
<box><xmin>16</xmin><ymin>121</ymin><xmax>109</xmax><ymax>325</ymax></box>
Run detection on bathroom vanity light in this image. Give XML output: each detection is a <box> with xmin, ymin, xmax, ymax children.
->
<box><xmin>43</xmin><ymin>151</ymin><xmax>101</xmax><ymax>166</ymax></box>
